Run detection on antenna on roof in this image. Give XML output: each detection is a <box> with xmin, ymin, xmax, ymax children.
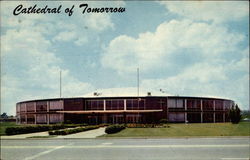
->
<box><xmin>160</xmin><ymin>89</ymin><xmax>165</xmax><ymax>93</ymax></box>
<box><xmin>93</xmin><ymin>92</ymin><xmax>102</xmax><ymax>96</ymax></box>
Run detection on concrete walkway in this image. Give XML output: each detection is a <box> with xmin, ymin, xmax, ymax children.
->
<box><xmin>1</xmin><ymin>131</ymin><xmax>49</xmax><ymax>139</ymax></box>
<box><xmin>0</xmin><ymin>127</ymin><xmax>106</xmax><ymax>139</ymax></box>
<box><xmin>56</xmin><ymin>127</ymin><xmax>106</xmax><ymax>139</ymax></box>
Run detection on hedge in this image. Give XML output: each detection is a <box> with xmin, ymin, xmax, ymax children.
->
<box><xmin>64</xmin><ymin>123</ymin><xmax>88</xmax><ymax>128</ymax></box>
<box><xmin>126</xmin><ymin>124</ymin><xmax>156</xmax><ymax>128</ymax></box>
<box><xmin>5</xmin><ymin>124</ymin><xmax>86</xmax><ymax>135</ymax></box>
<box><xmin>49</xmin><ymin>125</ymin><xmax>99</xmax><ymax>135</ymax></box>
<box><xmin>159</xmin><ymin>119</ymin><xmax>168</xmax><ymax>124</ymax></box>
<box><xmin>105</xmin><ymin>124</ymin><xmax>125</xmax><ymax>134</ymax></box>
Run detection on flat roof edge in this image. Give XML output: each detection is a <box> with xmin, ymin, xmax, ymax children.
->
<box><xmin>16</xmin><ymin>96</ymin><xmax>234</xmax><ymax>104</ymax></box>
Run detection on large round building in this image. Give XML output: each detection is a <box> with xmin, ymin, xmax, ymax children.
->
<box><xmin>16</xmin><ymin>92</ymin><xmax>234</xmax><ymax>124</ymax></box>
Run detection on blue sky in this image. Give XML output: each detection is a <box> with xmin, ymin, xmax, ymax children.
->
<box><xmin>1</xmin><ymin>1</ymin><xmax>249</xmax><ymax>115</ymax></box>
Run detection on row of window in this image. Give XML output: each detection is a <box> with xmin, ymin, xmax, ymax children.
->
<box><xmin>17</xmin><ymin>114</ymin><xmax>64</xmax><ymax>124</ymax></box>
<box><xmin>85</xmin><ymin>99</ymin><xmax>146</xmax><ymax>110</ymax></box>
<box><xmin>86</xmin><ymin>114</ymin><xmax>143</xmax><ymax>124</ymax></box>
<box><xmin>168</xmin><ymin>113</ymin><xmax>228</xmax><ymax>122</ymax></box>
<box><xmin>17</xmin><ymin>99</ymin><xmax>232</xmax><ymax>112</ymax></box>
<box><xmin>17</xmin><ymin>101</ymin><xmax>63</xmax><ymax>112</ymax></box>
<box><xmin>168</xmin><ymin>99</ymin><xmax>232</xmax><ymax>110</ymax></box>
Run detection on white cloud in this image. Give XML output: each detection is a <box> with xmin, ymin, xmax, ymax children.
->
<box><xmin>1</xmin><ymin>1</ymin><xmax>121</xmax><ymax>46</ymax></box>
<box><xmin>74</xmin><ymin>37</ymin><xmax>88</xmax><ymax>46</ymax></box>
<box><xmin>159</xmin><ymin>1</ymin><xmax>249</xmax><ymax>23</ymax></box>
<box><xmin>1</xmin><ymin>1</ymin><xmax>125</xmax><ymax>114</ymax></box>
<box><xmin>85</xmin><ymin>13</ymin><xmax>114</xmax><ymax>31</ymax></box>
<box><xmin>101</xmin><ymin>19</ymin><xmax>244</xmax><ymax>74</ymax></box>
<box><xmin>53</xmin><ymin>31</ymin><xmax>77</xmax><ymax>42</ymax></box>
<box><xmin>1</xmin><ymin>25</ymin><xmax>94</xmax><ymax>115</ymax></box>
<box><xmin>141</xmin><ymin>59</ymin><xmax>249</xmax><ymax>110</ymax></box>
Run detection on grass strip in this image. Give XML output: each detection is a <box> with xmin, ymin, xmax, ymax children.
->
<box><xmin>101</xmin><ymin>122</ymin><xmax>250</xmax><ymax>137</ymax></box>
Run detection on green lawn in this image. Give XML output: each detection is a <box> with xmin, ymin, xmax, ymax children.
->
<box><xmin>0</xmin><ymin>122</ymin><xmax>20</xmax><ymax>136</ymax></box>
<box><xmin>101</xmin><ymin>122</ymin><xmax>250</xmax><ymax>138</ymax></box>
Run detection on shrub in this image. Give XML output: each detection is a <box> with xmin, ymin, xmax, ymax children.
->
<box><xmin>105</xmin><ymin>124</ymin><xmax>125</xmax><ymax>134</ymax></box>
<box><xmin>64</xmin><ymin>120</ymin><xmax>72</xmax><ymax>124</ymax></box>
<box><xmin>126</xmin><ymin>124</ymin><xmax>155</xmax><ymax>128</ymax></box>
<box><xmin>5</xmin><ymin>124</ymin><xmax>66</xmax><ymax>135</ymax></box>
<box><xmin>229</xmin><ymin>104</ymin><xmax>241</xmax><ymax>124</ymax></box>
<box><xmin>159</xmin><ymin>119</ymin><xmax>168</xmax><ymax>124</ymax></box>
<box><xmin>64</xmin><ymin>123</ymin><xmax>87</xmax><ymax>128</ymax></box>
<box><xmin>49</xmin><ymin>125</ymin><xmax>99</xmax><ymax>135</ymax></box>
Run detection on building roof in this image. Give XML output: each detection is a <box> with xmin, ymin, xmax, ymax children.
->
<box><xmin>83</xmin><ymin>87</ymin><xmax>172</xmax><ymax>97</ymax></box>
<box><xmin>82</xmin><ymin>87</ymin><xmax>232</xmax><ymax>100</ymax></box>
<box><xmin>16</xmin><ymin>87</ymin><xmax>233</xmax><ymax>103</ymax></box>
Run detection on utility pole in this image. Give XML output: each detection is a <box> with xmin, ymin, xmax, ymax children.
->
<box><xmin>60</xmin><ymin>70</ymin><xmax>62</xmax><ymax>98</ymax></box>
<box><xmin>137</xmin><ymin>68</ymin><xmax>139</xmax><ymax>123</ymax></box>
<box><xmin>137</xmin><ymin>68</ymin><xmax>139</xmax><ymax>97</ymax></box>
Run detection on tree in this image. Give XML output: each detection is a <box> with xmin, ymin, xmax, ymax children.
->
<box><xmin>0</xmin><ymin>112</ymin><xmax>8</xmax><ymax>119</ymax></box>
<box><xmin>229</xmin><ymin>104</ymin><xmax>241</xmax><ymax>124</ymax></box>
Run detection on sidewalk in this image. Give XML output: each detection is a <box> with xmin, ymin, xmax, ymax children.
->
<box><xmin>1</xmin><ymin>131</ymin><xmax>49</xmax><ymax>139</ymax></box>
<box><xmin>0</xmin><ymin>127</ymin><xmax>106</xmax><ymax>139</ymax></box>
<box><xmin>56</xmin><ymin>127</ymin><xmax>106</xmax><ymax>139</ymax></box>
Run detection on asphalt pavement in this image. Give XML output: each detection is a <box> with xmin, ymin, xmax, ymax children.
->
<box><xmin>1</xmin><ymin>138</ymin><xmax>249</xmax><ymax>160</ymax></box>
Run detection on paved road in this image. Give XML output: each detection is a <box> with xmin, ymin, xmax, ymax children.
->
<box><xmin>1</xmin><ymin>138</ymin><xmax>249</xmax><ymax>160</ymax></box>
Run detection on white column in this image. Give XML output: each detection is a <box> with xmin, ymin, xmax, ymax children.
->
<box><xmin>184</xmin><ymin>99</ymin><xmax>187</xmax><ymax>123</ymax></box>
<box><xmin>61</xmin><ymin>100</ymin><xmax>64</xmax><ymax>110</ymax></box>
<box><xmin>47</xmin><ymin>101</ymin><xmax>49</xmax><ymax>112</ymax></box>
<box><xmin>34</xmin><ymin>102</ymin><xmax>36</xmax><ymax>113</ymax></box>
<box><xmin>200</xmin><ymin>100</ymin><xmax>203</xmax><ymax>111</ymax></box>
<box><xmin>213</xmin><ymin>100</ymin><xmax>215</xmax><ymax>111</ymax></box>
<box><xmin>25</xmin><ymin>115</ymin><xmax>27</xmax><ymax>124</ymax></box>
<box><xmin>103</xmin><ymin>100</ymin><xmax>107</xmax><ymax>124</ymax></box>
<box><xmin>104</xmin><ymin>100</ymin><xmax>106</xmax><ymax>111</ymax></box>
<box><xmin>124</xmin><ymin>100</ymin><xmax>127</xmax><ymax>110</ymax></box>
<box><xmin>47</xmin><ymin>101</ymin><xmax>50</xmax><ymax>125</ymax></box>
